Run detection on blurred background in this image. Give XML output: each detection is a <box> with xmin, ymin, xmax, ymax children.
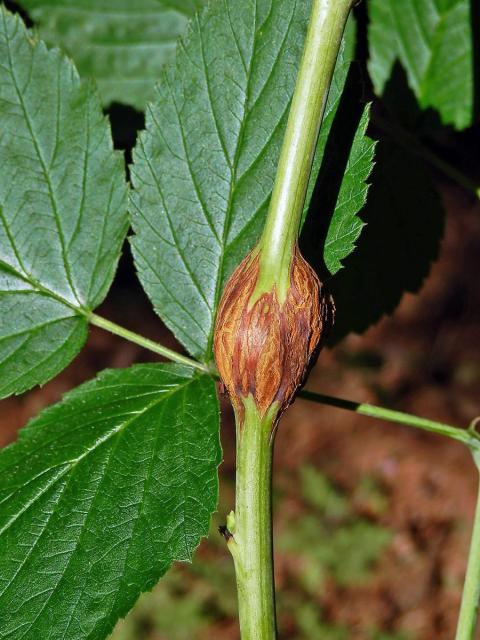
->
<box><xmin>1</xmin><ymin>0</ymin><xmax>480</xmax><ymax>638</ymax></box>
<box><xmin>1</xmin><ymin>161</ymin><xmax>479</xmax><ymax>640</ymax></box>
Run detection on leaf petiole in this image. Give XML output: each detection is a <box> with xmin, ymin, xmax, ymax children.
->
<box><xmin>298</xmin><ymin>389</ymin><xmax>480</xmax><ymax>450</ymax></box>
<box><xmin>88</xmin><ymin>313</ymin><xmax>210</xmax><ymax>373</ymax></box>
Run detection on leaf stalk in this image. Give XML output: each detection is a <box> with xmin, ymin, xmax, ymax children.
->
<box><xmin>298</xmin><ymin>389</ymin><xmax>480</xmax><ymax>450</ymax></box>
<box><xmin>89</xmin><ymin>313</ymin><xmax>210</xmax><ymax>373</ymax></box>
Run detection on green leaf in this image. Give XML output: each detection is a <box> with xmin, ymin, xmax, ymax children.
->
<box><xmin>0</xmin><ymin>7</ymin><xmax>128</xmax><ymax>398</ymax></box>
<box><xmin>17</xmin><ymin>0</ymin><xmax>205</xmax><ymax>109</ymax></box>
<box><xmin>328</xmin><ymin>141</ymin><xmax>444</xmax><ymax>343</ymax></box>
<box><xmin>368</xmin><ymin>0</ymin><xmax>473</xmax><ymax>129</ymax></box>
<box><xmin>130</xmin><ymin>1</ymin><xmax>373</xmax><ymax>362</ymax></box>
<box><xmin>0</xmin><ymin>363</ymin><xmax>221</xmax><ymax>640</ymax></box>
<box><xmin>322</xmin><ymin>108</ymin><xmax>374</xmax><ymax>275</ymax></box>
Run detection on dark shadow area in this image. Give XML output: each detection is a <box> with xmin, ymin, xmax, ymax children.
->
<box><xmin>352</xmin><ymin>0</ymin><xmax>373</xmax><ymax>98</ymax></box>
<box><xmin>3</xmin><ymin>1</ymin><xmax>32</xmax><ymax>27</ymax></box>
<box><xmin>301</xmin><ymin>61</ymin><xmax>445</xmax><ymax>348</ymax></box>
<box><xmin>316</xmin><ymin>57</ymin><xmax>480</xmax><ymax>345</ymax></box>
<box><xmin>327</xmin><ymin>139</ymin><xmax>445</xmax><ymax>345</ymax></box>
<box><xmin>377</xmin><ymin>61</ymin><xmax>480</xmax><ymax>194</ymax></box>
<box><xmin>106</xmin><ymin>102</ymin><xmax>145</xmax><ymax>167</ymax></box>
<box><xmin>379</xmin><ymin>62</ymin><xmax>445</xmax><ymax>135</ymax></box>
<box><xmin>98</xmin><ymin>103</ymin><xmax>145</xmax><ymax>302</ymax></box>
<box><xmin>353</xmin><ymin>2</ymin><xmax>371</xmax><ymax>70</ymax></box>
<box><xmin>300</xmin><ymin>64</ymin><xmax>367</xmax><ymax>280</ymax></box>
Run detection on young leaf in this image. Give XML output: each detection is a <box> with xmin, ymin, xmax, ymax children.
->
<box><xmin>321</xmin><ymin>108</ymin><xmax>374</xmax><ymax>275</ymax></box>
<box><xmin>17</xmin><ymin>0</ymin><xmax>205</xmax><ymax>109</ymax></box>
<box><xmin>0</xmin><ymin>7</ymin><xmax>128</xmax><ymax>398</ymax></box>
<box><xmin>0</xmin><ymin>363</ymin><xmax>221</xmax><ymax>640</ymax></box>
<box><xmin>368</xmin><ymin>0</ymin><xmax>473</xmax><ymax>129</ymax></box>
<box><xmin>130</xmin><ymin>1</ymin><xmax>373</xmax><ymax>362</ymax></box>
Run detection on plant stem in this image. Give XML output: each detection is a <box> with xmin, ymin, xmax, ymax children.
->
<box><xmin>298</xmin><ymin>388</ymin><xmax>480</xmax><ymax>450</ymax></box>
<box><xmin>225</xmin><ymin>2</ymin><xmax>356</xmax><ymax>638</ymax></box>
<box><xmin>455</xmin><ymin>452</ymin><xmax>480</xmax><ymax>640</ymax></box>
<box><xmin>227</xmin><ymin>398</ymin><xmax>278</xmax><ymax>640</ymax></box>
<box><xmin>254</xmin><ymin>0</ymin><xmax>355</xmax><ymax>302</ymax></box>
<box><xmin>88</xmin><ymin>313</ymin><xmax>210</xmax><ymax>373</ymax></box>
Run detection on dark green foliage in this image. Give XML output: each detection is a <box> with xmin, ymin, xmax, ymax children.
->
<box><xmin>17</xmin><ymin>0</ymin><xmax>205</xmax><ymax>109</ymax></box>
<box><xmin>368</xmin><ymin>0</ymin><xmax>474</xmax><ymax>129</ymax></box>
<box><xmin>329</xmin><ymin>142</ymin><xmax>444</xmax><ymax>343</ymax></box>
<box><xmin>0</xmin><ymin>364</ymin><xmax>220</xmax><ymax>639</ymax></box>
<box><xmin>0</xmin><ymin>7</ymin><xmax>128</xmax><ymax>397</ymax></box>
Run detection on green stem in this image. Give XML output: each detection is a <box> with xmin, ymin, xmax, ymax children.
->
<box><xmin>227</xmin><ymin>398</ymin><xmax>278</xmax><ymax>640</ymax></box>
<box><xmin>255</xmin><ymin>0</ymin><xmax>355</xmax><ymax>302</ymax></box>
<box><xmin>455</xmin><ymin>452</ymin><xmax>480</xmax><ymax>640</ymax></box>
<box><xmin>298</xmin><ymin>389</ymin><xmax>480</xmax><ymax>450</ymax></box>
<box><xmin>225</xmin><ymin>3</ymin><xmax>356</xmax><ymax>637</ymax></box>
<box><xmin>89</xmin><ymin>313</ymin><xmax>210</xmax><ymax>374</ymax></box>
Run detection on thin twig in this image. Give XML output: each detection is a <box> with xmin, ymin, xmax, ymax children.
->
<box><xmin>298</xmin><ymin>388</ymin><xmax>480</xmax><ymax>450</ymax></box>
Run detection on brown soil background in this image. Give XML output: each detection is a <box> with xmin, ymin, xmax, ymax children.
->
<box><xmin>1</xmin><ymin>181</ymin><xmax>479</xmax><ymax>639</ymax></box>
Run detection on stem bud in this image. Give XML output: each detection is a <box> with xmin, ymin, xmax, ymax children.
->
<box><xmin>214</xmin><ymin>245</ymin><xmax>334</xmax><ymax>425</ymax></box>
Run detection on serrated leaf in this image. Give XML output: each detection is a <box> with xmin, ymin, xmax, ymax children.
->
<box><xmin>329</xmin><ymin>141</ymin><xmax>444</xmax><ymax>342</ymax></box>
<box><xmin>0</xmin><ymin>7</ymin><xmax>128</xmax><ymax>398</ymax></box>
<box><xmin>302</xmin><ymin>19</ymin><xmax>375</xmax><ymax>275</ymax></box>
<box><xmin>368</xmin><ymin>0</ymin><xmax>473</xmax><ymax>129</ymax></box>
<box><xmin>130</xmin><ymin>1</ymin><xmax>373</xmax><ymax>362</ymax></box>
<box><xmin>17</xmin><ymin>0</ymin><xmax>205</xmax><ymax>109</ymax></box>
<box><xmin>0</xmin><ymin>363</ymin><xmax>221</xmax><ymax>640</ymax></box>
<box><xmin>322</xmin><ymin>108</ymin><xmax>374</xmax><ymax>275</ymax></box>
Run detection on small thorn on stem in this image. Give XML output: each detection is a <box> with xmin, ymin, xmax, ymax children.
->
<box><xmin>218</xmin><ymin>525</ymin><xmax>233</xmax><ymax>541</ymax></box>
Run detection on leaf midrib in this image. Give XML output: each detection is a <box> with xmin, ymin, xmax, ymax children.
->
<box><xmin>0</xmin><ymin>257</ymin><xmax>87</xmax><ymax>317</ymax></box>
<box><xmin>1</xmin><ymin>9</ymin><xmax>81</xmax><ymax>307</ymax></box>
